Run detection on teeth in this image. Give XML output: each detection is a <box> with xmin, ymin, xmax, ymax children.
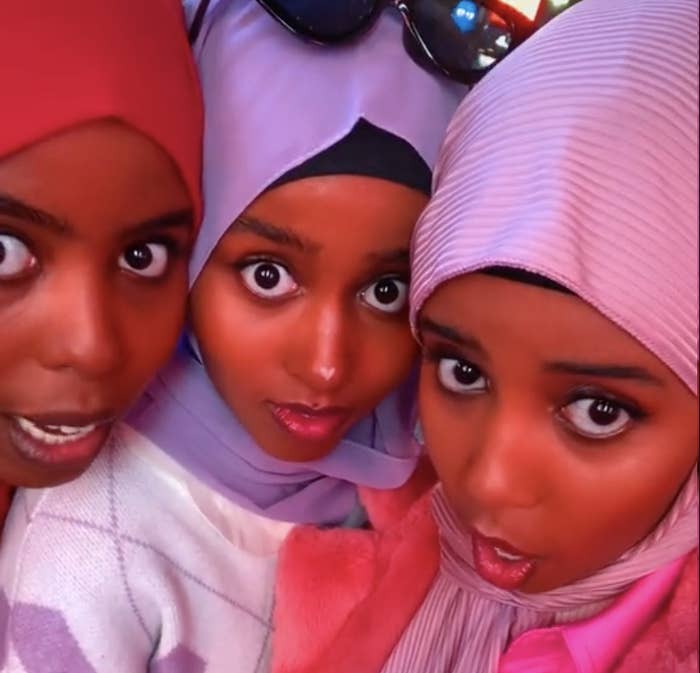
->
<box><xmin>16</xmin><ymin>417</ymin><xmax>96</xmax><ymax>445</ymax></box>
<box><xmin>494</xmin><ymin>546</ymin><xmax>524</xmax><ymax>562</ymax></box>
<box><xmin>44</xmin><ymin>424</ymin><xmax>93</xmax><ymax>435</ymax></box>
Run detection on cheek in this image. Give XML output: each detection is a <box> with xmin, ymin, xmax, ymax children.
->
<box><xmin>546</xmin><ymin>443</ymin><xmax>696</xmax><ymax>585</ymax></box>
<box><xmin>588</xmin><ymin>470</ymin><xmax>691</xmax><ymax>548</ymax></box>
<box><xmin>122</xmin><ymin>285</ymin><xmax>187</xmax><ymax>379</ymax></box>
<box><xmin>189</xmin><ymin>277</ymin><xmax>283</xmax><ymax>396</ymax></box>
<box><xmin>418</xmin><ymin>373</ymin><xmax>465</xmax><ymax>480</ymax></box>
<box><xmin>359</xmin><ymin>322</ymin><xmax>417</xmax><ymax>395</ymax></box>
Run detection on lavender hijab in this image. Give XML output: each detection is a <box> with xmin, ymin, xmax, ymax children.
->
<box><xmin>128</xmin><ymin>3</ymin><xmax>465</xmax><ymax>525</ymax></box>
<box><xmin>384</xmin><ymin>0</ymin><xmax>699</xmax><ymax>670</ymax></box>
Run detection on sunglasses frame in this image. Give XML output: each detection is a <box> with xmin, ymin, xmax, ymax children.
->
<box><xmin>187</xmin><ymin>0</ymin><xmax>542</xmax><ymax>83</ymax></box>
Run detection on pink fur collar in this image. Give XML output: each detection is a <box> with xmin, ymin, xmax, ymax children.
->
<box><xmin>272</xmin><ymin>466</ymin><xmax>697</xmax><ymax>673</ymax></box>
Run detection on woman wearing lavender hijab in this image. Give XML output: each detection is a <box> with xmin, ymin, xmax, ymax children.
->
<box><xmin>0</xmin><ymin>3</ymin><xmax>464</xmax><ymax>672</ymax></box>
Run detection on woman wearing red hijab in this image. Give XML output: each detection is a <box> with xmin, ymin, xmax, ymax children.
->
<box><xmin>0</xmin><ymin>1</ymin><xmax>202</xmax><ymax>517</ymax></box>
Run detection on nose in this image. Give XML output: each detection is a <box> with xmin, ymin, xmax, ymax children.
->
<box><xmin>36</xmin><ymin>272</ymin><xmax>123</xmax><ymax>378</ymax></box>
<box><xmin>285</xmin><ymin>299</ymin><xmax>351</xmax><ymax>395</ymax></box>
<box><xmin>460</xmin><ymin>400</ymin><xmax>545</xmax><ymax>513</ymax></box>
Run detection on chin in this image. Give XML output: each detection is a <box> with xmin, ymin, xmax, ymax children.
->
<box><xmin>8</xmin><ymin>463</ymin><xmax>89</xmax><ymax>489</ymax></box>
<box><xmin>259</xmin><ymin>433</ymin><xmax>338</xmax><ymax>463</ymax></box>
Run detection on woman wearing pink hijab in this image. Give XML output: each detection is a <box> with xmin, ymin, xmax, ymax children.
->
<box><xmin>272</xmin><ymin>1</ymin><xmax>699</xmax><ymax>671</ymax></box>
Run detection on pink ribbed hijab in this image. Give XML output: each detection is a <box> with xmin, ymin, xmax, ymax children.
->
<box><xmin>411</xmin><ymin>0</ymin><xmax>698</xmax><ymax>396</ymax></box>
<box><xmin>387</xmin><ymin>0</ymin><xmax>699</xmax><ymax>671</ymax></box>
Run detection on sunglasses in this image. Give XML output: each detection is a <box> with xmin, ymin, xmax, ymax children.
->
<box><xmin>188</xmin><ymin>0</ymin><xmax>580</xmax><ymax>84</ymax></box>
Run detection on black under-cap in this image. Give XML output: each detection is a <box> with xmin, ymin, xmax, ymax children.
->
<box><xmin>482</xmin><ymin>266</ymin><xmax>573</xmax><ymax>294</ymax></box>
<box><xmin>266</xmin><ymin>118</ymin><xmax>432</xmax><ymax>196</ymax></box>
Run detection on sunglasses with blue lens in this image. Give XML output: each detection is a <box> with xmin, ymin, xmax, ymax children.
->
<box><xmin>188</xmin><ymin>0</ymin><xmax>581</xmax><ymax>84</ymax></box>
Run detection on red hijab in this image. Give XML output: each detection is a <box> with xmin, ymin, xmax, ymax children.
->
<box><xmin>0</xmin><ymin>0</ymin><xmax>203</xmax><ymax>223</ymax></box>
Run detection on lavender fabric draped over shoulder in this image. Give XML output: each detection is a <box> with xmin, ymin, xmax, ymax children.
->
<box><xmin>129</xmin><ymin>4</ymin><xmax>466</xmax><ymax>525</ymax></box>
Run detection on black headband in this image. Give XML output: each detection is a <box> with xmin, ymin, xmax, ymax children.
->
<box><xmin>266</xmin><ymin>118</ymin><xmax>432</xmax><ymax>196</ymax></box>
<box><xmin>481</xmin><ymin>266</ymin><xmax>573</xmax><ymax>294</ymax></box>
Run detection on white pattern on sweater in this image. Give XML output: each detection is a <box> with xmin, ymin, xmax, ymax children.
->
<box><xmin>0</xmin><ymin>423</ymin><xmax>292</xmax><ymax>673</ymax></box>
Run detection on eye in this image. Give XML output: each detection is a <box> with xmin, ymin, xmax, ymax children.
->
<box><xmin>0</xmin><ymin>234</ymin><xmax>37</xmax><ymax>280</ymax></box>
<box><xmin>239</xmin><ymin>260</ymin><xmax>298</xmax><ymax>299</ymax></box>
<box><xmin>361</xmin><ymin>277</ymin><xmax>408</xmax><ymax>314</ymax></box>
<box><xmin>118</xmin><ymin>242</ymin><xmax>169</xmax><ymax>278</ymax></box>
<box><xmin>559</xmin><ymin>397</ymin><xmax>633</xmax><ymax>439</ymax></box>
<box><xmin>437</xmin><ymin>357</ymin><xmax>487</xmax><ymax>394</ymax></box>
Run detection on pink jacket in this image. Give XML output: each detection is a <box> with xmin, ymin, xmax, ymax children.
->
<box><xmin>272</xmin><ymin>464</ymin><xmax>698</xmax><ymax>673</ymax></box>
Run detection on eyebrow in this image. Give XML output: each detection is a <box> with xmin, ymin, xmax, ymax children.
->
<box><xmin>228</xmin><ymin>215</ymin><xmax>319</xmax><ymax>253</ymax></box>
<box><xmin>368</xmin><ymin>248</ymin><xmax>410</xmax><ymax>265</ymax></box>
<box><xmin>0</xmin><ymin>194</ymin><xmax>67</xmax><ymax>233</ymax></box>
<box><xmin>125</xmin><ymin>209</ymin><xmax>194</xmax><ymax>236</ymax></box>
<box><xmin>419</xmin><ymin>317</ymin><xmax>664</xmax><ymax>386</ymax></box>
<box><xmin>0</xmin><ymin>193</ymin><xmax>193</xmax><ymax>237</ymax></box>
<box><xmin>544</xmin><ymin>362</ymin><xmax>664</xmax><ymax>386</ymax></box>
<box><xmin>418</xmin><ymin>317</ymin><xmax>488</xmax><ymax>356</ymax></box>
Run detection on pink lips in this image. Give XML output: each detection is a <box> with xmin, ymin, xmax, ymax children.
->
<box><xmin>268</xmin><ymin>402</ymin><xmax>350</xmax><ymax>442</ymax></box>
<box><xmin>470</xmin><ymin>528</ymin><xmax>537</xmax><ymax>591</ymax></box>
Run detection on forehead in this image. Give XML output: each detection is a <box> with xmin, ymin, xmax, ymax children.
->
<box><xmin>0</xmin><ymin>121</ymin><xmax>189</xmax><ymax>229</ymax></box>
<box><xmin>421</xmin><ymin>273</ymin><xmax>674</xmax><ymax>376</ymax></box>
<box><xmin>229</xmin><ymin>174</ymin><xmax>427</xmax><ymax>253</ymax></box>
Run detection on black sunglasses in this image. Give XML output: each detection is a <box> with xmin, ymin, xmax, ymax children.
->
<box><xmin>189</xmin><ymin>0</ymin><xmax>580</xmax><ymax>84</ymax></box>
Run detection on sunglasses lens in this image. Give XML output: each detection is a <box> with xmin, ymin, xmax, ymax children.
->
<box><xmin>261</xmin><ymin>0</ymin><xmax>378</xmax><ymax>41</ymax></box>
<box><xmin>536</xmin><ymin>0</ymin><xmax>581</xmax><ymax>27</ymax></box>
<box><xmin>407</xmin><ymin>0</ymin><xmax>513</xmax><ymax>83</ymax></box>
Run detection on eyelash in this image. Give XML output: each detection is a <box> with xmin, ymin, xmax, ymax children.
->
<box><xmin>233</xmin><ymin>254</ymin><xmax>288</xmax><ymax>269</ymax></box>
<box><xmin>422</xmin><ymin>345</ymin><xmax>648</xmax><ymax>418</ymax></box>
<box><xmin>231</xmin><ymin>257</ymin><xmax>409</xmax><ymax>292</ymax></box>
<box><xmin>135</xmin><ymin>235</ymin><xmax>182</xmax><ymax>256</ymax></box>
<box><xmin>0</xmin><ymin>231</ymin><xmax>185</xmax><ymax>275</ymax></box>
<box><xmin>422</xmin><ymin>345</ymin><xmax>466</xmax><ymax>366</ymax></box>
<box><xmin>561</xmin><ymin>386</ymin><xmax>647</xmax><ymax>420</ymax></box>
<box><xmin>422</xmin><ymin>344</ymin><xmax>485</xmax><ymax>386</ymax></box>
<box><xmin>0</xmin><ymin>227</ymin><xmax>30</xmax><ymax>246</ymax></box>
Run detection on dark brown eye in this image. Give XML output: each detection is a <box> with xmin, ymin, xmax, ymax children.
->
<box><xmin>560</xmin><ymin>397</ymin><xmax>632</xmax><ymax>439</ymax></box>
<box><xmin>361</xmin><ymin>277</ymin><xmax>407</xmax><ymax>314</ymax></box>
<box><xmin>254</xmin><ymin>263</ymin><xmax>280</xmax><ymax>290</ymax></box>
<box><xmin>453</xmin><ymin>361</ymin><xmax>481</xmax><ymax>385</ymax></box>
<box><xmin>437</xmin><ymin>357</ymin><xmax>486</xmax><ymax>393</ymax></box>
<box><xmin>588</xmin><ymin>399</ymin><xmax>621</xmax><ymax>425</ymax></box>
<box><xmin>0</xmin><ymin>234</ymin><xmax>36</xmax><ymax>279</ymax></box>
<box><xmin>124</xmin><ymin>245</ymin><xmax>152</xmax><ymax>270</ymax></box>
<box><xmin>118</xmin><ymin>242</ymin><xmax>168</xmax><ymax>278</ymax></box>
<box><xmin>240</xmin><ymin>260</ymin><xmax>298</xmax><ymax>298</ymax></box>
<box><xmin>373</xmin><ymin>278</ymin><xmax>399</xmax><ymax>304</ymax></box>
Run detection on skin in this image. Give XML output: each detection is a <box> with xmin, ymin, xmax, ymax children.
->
<box><xmin>0</xmin><ymin>120</ymin><xmax>194</xmax><ymax>487</ymax></box>
<box><xmin>190</xmin><ymin>175</ymin><xmax>427</xmax><ymax>461</ymax></box>
<box><xmin>418</xmin><ymin>273</ymin><xmax>698</xmax><ymax>593</ymax></box>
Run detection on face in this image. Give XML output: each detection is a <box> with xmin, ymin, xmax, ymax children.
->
<box><xmin>191</xmin><ymin>175</ymin><xmax>426</xmax><ymax>461</ymax></box>
<box><xmin>0</xmin><ymin>121</ymin><xmax>194</xmax><ymax>487</ymax></box>
<box><xmin>418</xmin><ymin>274</ymin><xmax>698</xmax><ymax>593</ymax></box>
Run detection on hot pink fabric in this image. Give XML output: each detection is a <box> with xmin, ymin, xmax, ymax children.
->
<box><xmin>273</xmin><ymin>492</ymin><xmax>698</xmax><ymax>673</ymax></box>
<box><xmin>272</xmin><ymin>459</ymin><xmax>437</xmax><ymax>673</ymax></box>
<box><xmin>498</xmin><ymin>554</ymin><xmax>688</xmax><ymax>673</ymax></box>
